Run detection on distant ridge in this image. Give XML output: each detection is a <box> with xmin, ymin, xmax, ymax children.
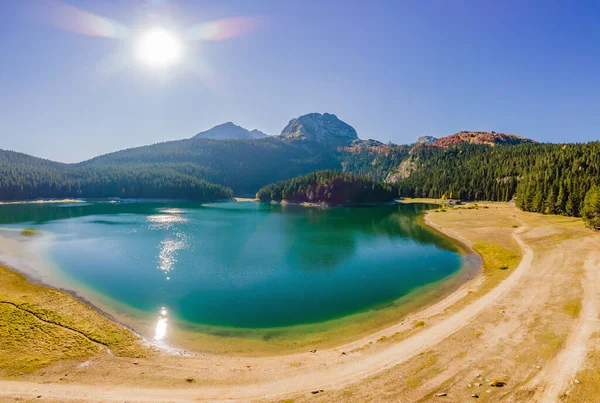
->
<box><xmin>431</xmin><ymin>131</ymin><xmax>535</xmax><ymax>148</ymax></box>
<box><xmin>193</xmin><ymin>122</ymin><xmax>268</xmax><ymax>140</ymax></box>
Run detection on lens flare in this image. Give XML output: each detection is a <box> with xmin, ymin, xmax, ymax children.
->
<box><xmin>186</xmin><ymin>16</ymin><xmax>267</xmax><ymax>41</ymax></box>
<box><xmin>32</xmin><ymin>1</ymin><xmax>267</xmax><ymax>80</ymax></box>
<box><xmin>136</xmin><ymin>28</ymin><xmax>183</xmax><ymax>68</ymax></box>
<box><xmin>38</xmin><ymin>0</ymin><xmax>129</xmax><ymax>38</ymax></box>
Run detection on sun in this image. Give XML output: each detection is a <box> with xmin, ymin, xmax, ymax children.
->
<box><xmin>136</xmin><ymin>28</ymin><xmax>182</xmax><ymax>68</ymax></box>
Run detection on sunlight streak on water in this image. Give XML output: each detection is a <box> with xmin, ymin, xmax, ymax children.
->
<box><xmin>154</xmin><ymin>306</ymin><xmax>169</xmax><ymax>341</ymax></box>
<box><xmin>147</xmin><ymin>214</ymin><xmax>187</xmax><ymax>230</ymax></box>
<box><xmin>158</xmin><ymin>236</ymin><xmax>187</xmax><ymax>273</ymax></box>
<box><xmin>148</xmin><ymin>209</ymin><xmax>190</xmax><ymax>275</ymax></box>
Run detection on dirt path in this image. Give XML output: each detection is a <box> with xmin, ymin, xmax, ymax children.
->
<box><xmin>531</xmin><ymin>251</ymin><xmax>600</xmax><ymax>401</ymax></box>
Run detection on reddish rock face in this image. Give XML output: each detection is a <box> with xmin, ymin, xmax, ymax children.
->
<box><xmin>431</xmin><ymin>131</ymin><xmax>535</xmax><ymax>148</ymax></box>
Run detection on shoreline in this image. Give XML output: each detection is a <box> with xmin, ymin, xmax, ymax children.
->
<box><xmin>2</xmin><ymin>202</ymin><xmax>598</xmax><ymax>402</ymax></box>
<box><xmin>274</xmin><ymin>199</ymin><xmax>402</xmax><ymax>208</ymax></box>
<box><xmin>0</xmin><ymin>232</ymin><xmax>145</xmax><ymax>341</ymax></box>
<box><xmin>0</xmin><ymin>200</ymin><xmax>482</xmax><ymax>357</ymax></box>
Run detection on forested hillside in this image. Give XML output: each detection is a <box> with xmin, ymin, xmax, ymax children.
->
<box><xmin>339</xmin><ymin>141</ymin><xmax>410</xmax><ymax>180</ymax></box>
<box><xmin>256</xmin><ymin>170</ymin><xmax>398</xmax><ymax>205</ymax></box>
<box><xmin>0</xmin><ymin>150</ymin><xmax>233</xmax><ymax>201</ymax></box>
<box><xmin>81</xmin><ymin>137</ymin><xmax>341</xmax><ymax>195</ymax></box>
<box><xmin>396</xmin><ymin>142</ymin><xmax>600</xmax><ymax>218</ymax></box>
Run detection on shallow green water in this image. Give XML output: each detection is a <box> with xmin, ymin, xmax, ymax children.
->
<box><xmin>0</xmin><ymin>201</ymin><xmax>463</xmax><ymax>331</ymax></box>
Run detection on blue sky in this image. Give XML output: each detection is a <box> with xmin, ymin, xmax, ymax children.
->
<box><xmin>1</xmin><ymin>0</ymin><xmax>599</xmax><ymax>162</ymax></box>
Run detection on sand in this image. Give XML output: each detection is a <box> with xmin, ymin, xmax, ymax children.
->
<box><xmin>0</xmin><ymin>202</ymin><xmax>599</xmax><ymax>402</ymax></box>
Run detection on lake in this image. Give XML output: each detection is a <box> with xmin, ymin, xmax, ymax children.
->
<box><xmin>0</xmin><ymin>201</ymin><xmax>468</xmax><ymax>348</ymax></box>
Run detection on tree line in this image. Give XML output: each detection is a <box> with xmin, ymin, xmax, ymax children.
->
<box><xmin>256</xmin><ymin>170</ymin><xmax>398</xmax><ymax>205</ymax></box>
<box><xmin>395</xmin><ymin>142</ymin><xmax>600</xmax><ymax>228</ymax></box>
<box><xmin>0</xmin><ymin>151</ymin><xmax>233</xmax><ymax>201</ymax></box>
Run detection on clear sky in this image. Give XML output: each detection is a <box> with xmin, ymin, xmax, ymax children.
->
<box><xmin>1</xmin><ymin>0</ymin><xmax>599</xmax><ymax>162</ymax></box>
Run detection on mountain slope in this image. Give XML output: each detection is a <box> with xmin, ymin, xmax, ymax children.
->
<box><xmin>81</xmin><ymin>137</ymin><xmax>341</xmax><ymax>195</ymax></box>
<box><xmin>0</xmin><ymin>149</ymin><xmax>233</xmax><ymax>201</ymax></box>
<box><xmin>193</xmin><ymin>122</ymin><xmax>268</xmax><ymax>140</ymax></box>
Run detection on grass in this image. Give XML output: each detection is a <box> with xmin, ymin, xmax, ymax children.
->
<box><xmin>562</xmin><ymin>299</ymin><xmax>582</xmax><ymax>318</ymax></box>
<box><xmin>20</xmin><ymin>228</ymin><xmax>39</xmax><ymax>237</ymax></box>
<box><xmin>403</xmin><ymin>353</ymin><xmax>438</xmax><ymax>388</ymax></box>
<box><xmin>413</xmin><ymin>320</ymin><xmax>425</xmax><ymax>328</ymax></box>
<box><xmin>535</xmin><ymin>330</ymin><xmax>564</xmax><ymax>360</ymax></box>
<box><xmin>473</xmin><ymin>243</ymin><xmax>521</xmax><ymax>277</ymax></box>
<box><xmin>0</xmin><ymin>265</ymin><xmax>147</xmax><ymax>375</ymax></box>
<box><xmin>0</xmin><ymin>303</ymin><xmax>99</xmax><ymax>375</ymax></box>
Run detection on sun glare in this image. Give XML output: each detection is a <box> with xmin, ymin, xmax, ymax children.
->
<box><xmin>136</xmin><ymin>28</ymin><xmax>182</xmax><ymax>68</ymax></box>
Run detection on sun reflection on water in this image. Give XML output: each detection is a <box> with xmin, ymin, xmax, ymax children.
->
<box><xmin>147</xmin><ymin>209</ymin><xmax>190</xmax><ymax>276</ymax></box>
<box><xmin>154</xmin><ymin>306</ymin><xmax>168</xmax><ymax>341</ymax></box>
<box><xmin>158</xmin><ymin>236</ymin><xmax>187</xmax><ymax>273</ymax></box>
<box><xmin>147</xmin><ymin>212</ymin><xmax>187</xmax><ymax>231</ymax></box>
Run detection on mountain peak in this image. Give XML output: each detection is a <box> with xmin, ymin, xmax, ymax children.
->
<box><xmin>415</xmin><ymin>136</ymin><xmax>438</xmax><ymax>145</ymax></box>
<box><xmin>280</xmin><ymin>113</ymin><xmax>359</xmax><ymax>146</ymax></box>
<box><xmin>193</xmin><ymin>122</ymin><xmax>268</xmax><ymax>140</ymax></box>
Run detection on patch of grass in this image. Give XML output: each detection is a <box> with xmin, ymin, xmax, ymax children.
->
<box><xmin>473</xmin><ymin>243</ymin><xmax>520</xmax><ymax>276</ymax></box>
<box><xmin>562</xmin><ymin>299</ymin><xmax>582</xmax><ymax>318</ymax></box>
<box><xmin>20</xmin><ymin>228</ymin><xmax>39</xmax><ymax>237</ymax></box>
<box><xmin>0</xmin><ymin>303</ymin><xmax>99</xmax><ymax>375</ymax></box>
<box><xmin>413</xmin><ymin>320</ymin><xmax>425</xmax><ymax>328</ymax></box>
<box><xmin>535</xmin><ymin>330</ymin><xmax>564</xmax><ymax>359</ymax></box>
<box><xmin>404</xmin><ymin>353</ymin><xmax>438</xmax><ymax>388</ymax></box>
<box><xmin>0</xmin><ymin>265</ymin><xmax>147</xmax><ymax>375</ymax></box>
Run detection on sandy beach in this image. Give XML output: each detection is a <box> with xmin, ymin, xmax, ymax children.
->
<box><xmin>1</xmin><ymin>202</ymin><xmax>599</xmax><ymax>402</ymax></box>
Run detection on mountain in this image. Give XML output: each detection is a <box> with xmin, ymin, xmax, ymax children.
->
<box><xmin>2</xmin><ymin>112</ymin><xmax>598</xmax><ymax>224</ymax></box>
<box><xmin>280</xmin><ymin>113</ymin><xmax>359</xmax><ymax>146</ymax></box>
<box><xmin>79</xmin><ymin>112</ymin><xmax>362</xmax><ymax>195</ymax></box>
<box><xmin>193</xmin><ymin>122</ymin><xmax>268</xmax><ymax>140</ymax></box>
<box><xmin>431</xmin><ymin>131</ymin><xmax>535</xmax><ymax>148</ymax></box>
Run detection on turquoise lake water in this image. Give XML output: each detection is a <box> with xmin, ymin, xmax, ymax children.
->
<box><xmin>0</xmin><ymin>201</ymin><xmax>464</xmax><ymax>331</ymax></box>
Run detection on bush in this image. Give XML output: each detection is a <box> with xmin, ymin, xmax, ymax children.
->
<box><xmin>20</xmin><ymin>228</ymin><xmax>39</xmax><ymax>237</ymax></box>
<box><xmin>581</xmin><ymin>186</ymin><xmax>600</xmax><ymax>230</ymax></box>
